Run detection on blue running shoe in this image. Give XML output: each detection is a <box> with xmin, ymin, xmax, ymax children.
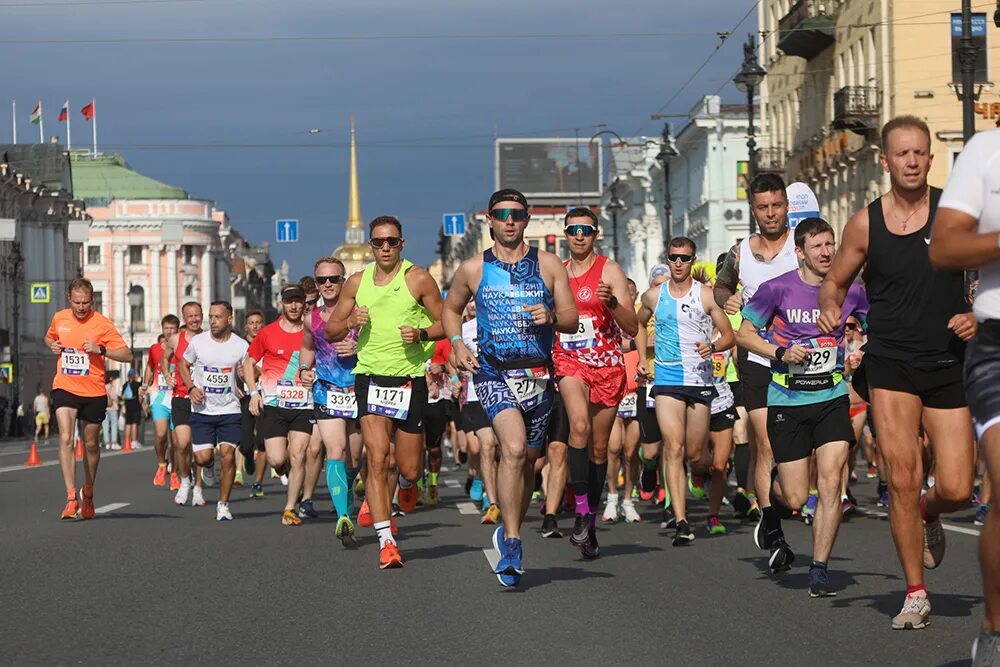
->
<box><xmin>975</xmin><ymin>503</ymin><xmax>989</xmax><ymax>526</ymax></box>
<box><xmin>297</xmin><ymin>499</ymin><xmax>319</xmax><ymax>519</ymax></box>
<box><xmin>492</xmin><ymin>525</ymin><xmax>522</xmax><ymax>587</ymax></box>
<box><xmin>470</xmin><ymin>479</ymin><xmax>484</xmax><ymax>502</ymax></box>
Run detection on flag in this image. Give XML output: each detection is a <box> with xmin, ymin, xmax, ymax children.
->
<box><xmin>58</xmin><ymin>101</ymin><xmax>68</xmax><ymax>122</ymax></box>
<box><xmin>29</xmin><ymin>102</ymin><xmax>41</xmax><ymax>125</ymax></box>
<box><xmin>81</xmin><ymin>101</ymin><xmax>94</xmax><ymax>121</ymax></box>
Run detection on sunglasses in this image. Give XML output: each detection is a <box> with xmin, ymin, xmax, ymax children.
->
<box><xmin>305</xmin><ymin>299</ymin><xmax>318</xmax><ymax>307</ymax></box>
<box><xmin>370</xmin><ymin>237</ymin><xmax>402</xmax><ymax>249</ymax></box>
<box><xmin>490</xmin><ymin>208</ymin><xmax>529</xmax><ymax>222</ymax></box>
<box><xmin>845</xmin><ymin>323</ymin><xmax>859</xmax><ymax>330</ymax></box>
<box><xmin>314</xmin><ymin>275</ymin><xmax>345</xmax><ymax>285</ymax></box>
<box><xmin>565</xmin><ymin>224</ymin><xmax>597</xmax><ymax>237</ymax></box>
<box><xmin>667</xmin><ymin>254</ymin><xmax>694</xmax><ymax>263</ymax></box>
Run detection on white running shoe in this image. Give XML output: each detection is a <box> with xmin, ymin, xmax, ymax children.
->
<box><xmin>192</xmin><ymin>485</ymin><xmax>206</xmax><ymax>507</ymax></box>
<box><xmin>112</xmin><ymin>443</ymin><xmax>122</xmax><ymax>450</ymax></box>
<box><xmin>622</xmin><ymin>501</ymin><xmax>642</xmax><ymax>523</ymax></box>
<box><xmin>201</xmin><ymin>464</ymin><xmax>217</xmax><ymax>488</ymax></box>
<box><xmin>216</xmin><ymin>501</ymin><xmax>233</xmax><ymax>521</ymax></box>
<box><xmin>280</xmin><ymin>474</ymin><xmax>289</xmax><ymax>487</ymax></box>
<box><xmin>602</xmin><ymin>495</ymin><xmax>619</xmax><ymax>522</ymax></box>
<box><xmin>131</xmin><ymin>441</ymin><xmax>142</xmax><ymax>450</ymax></box>
<box><xmin>174</xmin><ymin>479</ymin><xmax>191</xmax><ymax>506</ymax></box>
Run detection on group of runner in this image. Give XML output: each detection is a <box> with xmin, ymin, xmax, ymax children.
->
<box><xmin>42</xmin><ymin>114</ymin><xmax>998</xmax><ymax>662</ymax></box>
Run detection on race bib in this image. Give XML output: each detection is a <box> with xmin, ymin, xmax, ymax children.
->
<box><xmin>712</xmin><ymin>353</ymin><xmax>727</xmax><ymax>379</ymax></box>
<box><xmin>367</xmin><ymin>381</ymin><xmax>412</xmax><ymax>420</ymax></box>
<box><xmin>325</xmin><ymin>386</ymin><xmax>358</xmax><ymax>419</ymax></box>
<box><xmin>560</xmin><ymin>317</ymin><xmax>596</xmax><ymax>351</ymax></box>
<box><xmin>646</xmin><ymin>390</ymin><xmax>655</xmax><ymax>409</ymax></box>
<box><xmin>201</xmin><ymin>365</ymin><xmax>233</xmax><ymax>394</ymax></box>
<box><xmin>60</xmin><ymin>348</ymin><xmax>90</xmax><ymax>376</ymax></box>
<box><xmin>276</xmin><ymin>380</ymin><xmax>309</xmax><ymax>409</ymax></box>
<box><xmin>618</xmin><ymin>392</ymin><xmax>637</xmax><ymax>418</ymax></box>
<box><xmin>787</xmin><ymin>337</ymin><xmax>837</xmax><ymax>376</ymax></box>
<box><xmin>503</xmin><ymin>367</ymin><xmax>549</xmax><ymax>410</ymax></box>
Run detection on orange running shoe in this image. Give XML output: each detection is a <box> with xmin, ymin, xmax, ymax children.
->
<box><xmin>169</xmin><ymin>472</ymin><xmax>180</xmax><ymax>491</ymax></box>
<box><xmin>358</xmin><ymin>499</ymin><xmax>373</xmax><ymax>527</ymax></box>
<box><xmin>379</xmin><ymin>543</ymin><xmax>403</xmax><ymax>569</ymax></box>
<box><xmin>153</xmin><ymin>464</ymin><xmax>168</xmax><ymax>487</ymax></box>
<box><xmin>281</xmin><ymin>509</ymin><xmax>302</xmax><ymax>526</ymax></box>
<box><xmin>81</xmin><ymin>486</ymin><xmax>95</xmax><ymax>520</ymax></box>
<box><xmin>60</xmin><ymin>489</ymin><xmax>79</xmax><ymax>521</ymax></box>
<box><xmin>398</xmin><ymin>484</ymin><xmax>418</xmax><ymax>513</ymax></box>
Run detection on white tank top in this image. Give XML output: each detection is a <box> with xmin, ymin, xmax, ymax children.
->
<box><xmin>738</xmin><ymin>231</ymin><xmax>798</xmax><ymax>366</ymax></box>
<box><xmin>653</xmin><ymin>281</ymin><xmax>714</xmax><ymax>387</ymax></box>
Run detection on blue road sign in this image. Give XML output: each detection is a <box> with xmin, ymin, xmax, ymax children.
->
<box><xmin>276</xmin><ymin>219</ymin><xmax>299</xmax><ymax>243</ymax></box>
<box><xmin>443</xmin><ymin>213</ymin><xmax>465</xmax><ymax>236</ymax></box>
<box><xmin>951</xmin><ymin>12</ymin><xmax>986</xmax><ymax>37</ymax></box>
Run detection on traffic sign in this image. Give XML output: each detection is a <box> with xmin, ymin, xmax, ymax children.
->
<box><xmin>0</xmin><ymin>363</ymin><xmax>11</xmax><ymax>383</ymax></box>
<box><xmin>443</xmin><ymin>213</ymin><xmax>465</xmax><ymax>236</ymax></box>
<box><xmin>276</xmin><ymin>219</ymin><xmax>299</xmax><ymax>243</ymax></box>
<box><xmin>30</xmin><ymin>282</ymin><xmax>51</xmax><ymax>303</ymax></box>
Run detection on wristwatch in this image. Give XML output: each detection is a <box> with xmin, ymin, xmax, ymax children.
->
<box><xmin>709</xmin><ymin>342</ymin><xmax>717</xmax><ymax>353</ymax></box>
<box><xmin>418</xmin><ymin>328</ymin><xmax>429</xmax><ymax>342</ymax></box>
<box><xmin>775</xmin><ymin>346</ymin><xmax>787</xmax><ymax>362</ymax></box>
<box><xmin>99</xmin><ymin>345</ymin><xmax>107</xmax><ymax>356</ymax></box>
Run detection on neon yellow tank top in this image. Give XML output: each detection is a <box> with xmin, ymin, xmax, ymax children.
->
<box><xmin>354</xmin><ymin>259</ymin><xmax>434</xmax><ymax>377</ymax></box>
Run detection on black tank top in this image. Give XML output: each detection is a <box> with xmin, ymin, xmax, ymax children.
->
<box><xmin>862</xmin><ymin>187</ymin><xmax>968</xmax><ymax>364</ymax></box>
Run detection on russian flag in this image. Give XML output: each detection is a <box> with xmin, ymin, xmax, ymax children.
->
<box><xmin>58</xmin><ymin>100</ymin><xmax>68</xmax><ymax>122</ymax></box>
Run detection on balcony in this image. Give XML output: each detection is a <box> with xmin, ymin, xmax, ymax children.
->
<box><xmin>777</xmin><ymin>0</ymin><xmax>836</xmax><ymax>60</ymax></box>
<box><xmin>832</xmin><ymin>86</ymin><xmax>880</xmax><ymax>135</ymax></box>
<box><xmin>757</xmin><ymin>146</ymin><xmax>786</xmax><ymax>175</ymax></box>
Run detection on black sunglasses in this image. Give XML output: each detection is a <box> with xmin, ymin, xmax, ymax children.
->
<box><xmin>667</xmin><ymin>254</ymin><xmax>694</xmax><ymax>264</ymax></box>
<box><xmin>490</xmin><ymin>208</ymin><xmax>529</xmax><ymax>222</ymax></box>
<box><xmin>314</xmin><ymin>275</ymin><xmax>345</xmax><ymax>285</ymax></box>
<box><xmin>370</xmin><ymin>237</ymin><xmax>402</xmax><ymax>249</ymax></box>
<box><xmin>565</xmin><ymin>224</ymin><xmax>597</xmax><ymax>237</ymax></box>
<box><xmin>845</xmin><ymin>323</ymin><xmax>859</xmax><ymax>330</ymax></box>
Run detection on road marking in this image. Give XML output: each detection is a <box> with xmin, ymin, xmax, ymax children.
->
<box><xmin>444</xmin><ymin>479</ymin><xmax>461</xmax><ymax>488</ymax></box>
<box><xmin>482</xmin><ymin>547</ymin><xmax>499</xmax><ymax>571</ymax></box>
<box><xmin>0</xmin><ymin>449</ymin><xmax>145</xmax><ymax>474</ymax></box>
<box><xmin>440</xmin><ymin>465</ymin><xmax>454</xmax><ymax>473</ymax></box>
<box><xmin>95</xmin><ymin>502</ymin><xmax>130</xmax><ymax>514</ymax></box>
<box><xmin>457</xmin><ymin>501</ymin><xmax>479</xmax><ymax>515</ymax></box>
<box><xmin>858</xmin><ymin>506</ymin><xmax>980</xmax><ymax>537</ymax></box>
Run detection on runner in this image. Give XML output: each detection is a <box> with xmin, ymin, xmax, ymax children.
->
<box><xmin>299</xmin><ymin>257</ymin><xmax>363</xmax><ymax>545</ymax></box>
<box><xmin>144</xmin><ymin>315</ymin><xmax>180</xmax><ymax>488</ymax></box>
<box><xmin>924</xmin><ymin>126</ymin><xmax>1000</xmax><ymax>660</ymax></box>
<box><xmin>325</xmin><ymin>215</ymin><xmax>443</xmax><ymax>568</ymax></box>
<box><xmin>819</xmin><ymin>115</ymin><xmax>976</xmax><ymax>630</ymax></box>
<box><xmin>605</xmin><ymin>278</ymin><xmax>642</xmax><ymax>524</ymax></box>
<box><xmin>714</xmin><ymin>173</ymin><xmax>799</xmax><ymax>553</ymax></box>
<box><xmin>44</xmin><ymin>278</ymin><xmax>131</xmax><ymax>520</ymax></box>
<box><xmin>237</xmin><ymin>310</ymin><xmax>266</xmax><ymax>497</ymax></box>
<box><xmin>244</xmin><ymin>284</ymin><xmax>314</xmax><ymax>526</ymax></box>
<box><xmin>552</xmin><ymin>206</ymin><xmax>638</xmax><ymax>558</ymax></box>
<box><xmin>33</xmin><ymin>388</ymin><xmax>50</xmax><ymax>440</ymax></box>
<box><xmin>444</xmin><ymin>188</ymin><xmax>579</xmax><ymax>586</ymax></box>
<box><xmin>102</xmin><ymin>376</ymin><xmax>120</xmax><ymax>450</ymax></box>
<box><xmin>702</xmin><ymin>324</ymin><xmax>737</xmax><ymax>536</ymax></box>
<box><xmin>636</xmin><ymin>265</ymin><xmax>669</xmax><ymax>518</ymax></box>
<box><xmin>176</xmin><ymin>301</ymin><xmax>249</xmax><ymax>521</ymax></box>
<box><xmin>424</xmin><ymin>337</ymin><xmax>453</xmax><ymax>510</ymax></box>
<box><xmin>162</xmin><ymin>302</ymin><xmax>206</xmax><ymax>506</ymax></box>
<box><xmin>636</xmin><ymin>237</ymin><xmax>734</xmax><ymax>546</ymax></box>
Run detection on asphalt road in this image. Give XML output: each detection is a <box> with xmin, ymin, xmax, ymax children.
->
<box><xmin>0</xmin><ymin>433</ymin><xmax>986</xmax><ymax>666</ymax></box>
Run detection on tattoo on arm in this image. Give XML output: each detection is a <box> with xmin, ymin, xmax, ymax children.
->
<box><xmin>713</xmin><ymin>245</ymin><xmax>740</xmax><ymax>307</ymax></box>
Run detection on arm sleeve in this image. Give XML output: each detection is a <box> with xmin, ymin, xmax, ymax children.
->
<box><xmin>938</xmin><ymin>134</ymin><xmax>986</xmax><ymax>219</ymax></box>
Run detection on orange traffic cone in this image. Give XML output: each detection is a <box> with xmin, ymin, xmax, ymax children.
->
<box><xmin>122</xmin><ymin>435</ymin><xmax>133</xmax><ymax>453</ymax></box>
<box><xmin>75</xmin><ymin>438</ymin><xmax>84</xmax><ymax>460</ymax></box>
<box><xmin>24</xmin><ymin>441</ymin><xmax>42</xmax><ymax>466</ymax></box>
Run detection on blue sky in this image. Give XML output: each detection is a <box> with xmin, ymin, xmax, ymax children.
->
<box><xmin>2</xmin><ymin>0</ymin><xmax>757</xmax><ymax>272</ymax></box>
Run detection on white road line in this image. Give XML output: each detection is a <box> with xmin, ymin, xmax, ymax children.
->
<box><xmin>440</xmin><ymin>465</ymin><xmax>454</xmax><ymax>473</ymax></box>
<box><xmin>858</xmin><ymin>506</ymin><xmax>980</xmax><ymax>537</ymax></box>
<box><xmin>457</xmin><ymin>501</ymin><xmax>479</xmax><ymax>515</ymax></box>
<box><xmin>95</xmin><ymin>503</ymin><xmax>130</xmax><ymax>514</ymax></box>
<box><xmin>0</xmin><ymin>449</ymin><xmax>144</xmax><ymax>474</ymax></box>
<box><xmin>482</xmin><ymin>547</ymin><xmax>499</xmax><ymax>572</ymax></box>
<box><xmin>444</xmin><ymin>479</ymin><xmax>461</xmax><ymax>488</ymax></box>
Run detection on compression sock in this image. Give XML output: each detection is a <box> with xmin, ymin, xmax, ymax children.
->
<box><xmin>374</xmin><ymin>520</ymin><xmax>395</xmax><ymax>548</ymax></box>
<box><xmin>326</xmin><ymin>459</ymin><xmax>349</xmax><ymax>518</ymax></box>
<box><xmin>569</xmin><ymin>446</ymin><xmax>589</xmax><ymax>514</ymax></box>
<box><xmin>587</xmin><ymin>460</ymin><xmax>608</xmax><ymax>523</ymax></box>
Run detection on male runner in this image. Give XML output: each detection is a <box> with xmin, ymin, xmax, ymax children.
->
<box><xmin>552</xmin><ymin>207</ymin><xmax>638</xmax><ymax>558</ymax></box>
<box><xmin>144</xmin><ymin>315</ymin><xmax>180</xmax><ymax>488</ymax></box>
<box><xmin>445</xmin><ymin>188</ymin><xmax>579</xmax><ymax>586</ymax></box>
<box><xmin>299</xmin><ymin>257</ymin><xmax>363</xmax><ymax>545</ymax></box>
<box><xmin>740</xmin><ymin>218</ymin><xmax>868</xmax><ymax>590</ymax></box>
<box><xmin>458</xmin><ymin>301</ymin><xmax>499</xmax><ymax>522</ymax></box>
<box><xmin>820</xmin><ymin>116</ymin><xmax>976</xmax><ymax>630</ymax></box>
<box><xmin>637</xmin><ymin>237</ymin><xmax>734</xmax><ymax>545</ymax></box>
<box><xmin>162</xmin><ymin>302</ymin><xmax>206</xmax><ymax>507</ymax></box>
<box><xmin>44</xmin><ymin>278</ymin><xmax>131</xmax><ymax>520</ymax></box>
<box><xmin>176</xmin><ymin>301</ymin><xmax>249</xmax><ymax>521</ymax></box>
<box><xmin>424</xmin><ymin>337</ymin><xmax>453</xmax><ymax>509</ymax></box>
<box><xmin>244</xmin><ymin>284</ymin><xmax>314</xmax><ymax>526</ymax></box>
<box><xmin>714</xmin><ymin>173</ymin><xmax>799</xmax><ymax>552</ymax></box>
<box><xmin>924</xmin><ymin>127</ymin><xmax>1000</xmax><ymax>660</ymax></box>
<box><xmin>238</xmin><ymin>310</ymin><xmax>266</xmax><ymax>497</ymax></box>
<box><xmin>326</xmin><ymin>216</ymin><xmax>443</xmax><ymax>568</ymax></box>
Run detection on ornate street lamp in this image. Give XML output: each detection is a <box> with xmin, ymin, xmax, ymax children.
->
<box><xmin>606</xmin><ymin>178</ymin><xmax>626</xmax><ymax>261</ymax></box>
<box><xmin>655</xmin><ymin>123</ymin><xmax>679</xmax><ymax>242</ymax></box>
<box><xmin>733</xmin><ymin>33</ymin><xmax>767</xmax><ymax>235</ymax></box>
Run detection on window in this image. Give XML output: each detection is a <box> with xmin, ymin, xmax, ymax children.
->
<box><xmin>527</xmin><ymin>239</ymin><xmax>540</xmax><ymax>249</ymax></box>
<box><xmin>93</xmin><ymin>291</ymin><xmax>103</xmax><ymax>314</ymax></box>
<box><xmin>86</xmin><ymin>245</ymin><xmax>101</xmax><ymax>265</ymax></box>
<box><xmin>184</xmin><ymin>283</ymin><xmax>195</xmax><ymax>297</ymax></box>
<box><xmin>183</xmin><ymin>245</ymin><xmax>196</xmax><ymax>265</ymax></box>
<box><xmin>129</xmin><ymin>285</ymin><xmax>145</xmax><ymax>325</ymax></box>
<box><xmin>128</xmin><ymin>245</ymin><xmax>143</xmax><ymax>264</ymax></box>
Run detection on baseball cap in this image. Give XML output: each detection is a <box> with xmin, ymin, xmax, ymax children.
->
<box><xmin>648</xmin><ymin>264</ymin><xmax>670</xmax><ymax>283</ymax></box>
<box><xmin>488</xmin><ymin>188</ymin><xmax>529</xmax><ymax>211</ymax></box>
<box><xmin>281</xmin><ymin>284</ymin><xmax>306</xmax><ymax>302</ymax></box>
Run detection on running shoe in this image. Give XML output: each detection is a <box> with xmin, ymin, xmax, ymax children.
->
<box><xmin>808</xmin><ymin>567</ymin><xmax>835</xmax><ymax>597</ymax></box>
<box><xmin>335</xmin><ymin>515</ymin><xmax>356</xmax><ymax>547</ymax></box>
<box><xmin>802</xmin><ymin>493</ymin><xmax>817</xmax><ymax>526</ymax></box>
<box><xmin>234</xmin><ymin>469</ymin><xmax>244</xmax><ymax>487</ymax></box>
<box><xmin>174</xmin><ymin>479</ymin><xmax>191</xmax><ymax>506</ymax></box>
<box><xmin>688</xmin><ymin>474</ymin><xmax>708</xmax><ymax>500</ymax></box>
<box><xmin>841</xmin><ymin>495</ymin><xmax>858</xmax><ymax>516</ymax></box>
<box><xmin>280</xmin><ymin>474</ymin><xmax>289</xmax><ymax>487</ymax></box>
<box><xmin>971</xmin><ymin>629</ymin><xmax>1000</xmax><ymax>666</ymax></box>
<box><xmin>731</xmin><ymin>490</ymin><xmax>751</xmax><ymax>518</ymax></box>
<box><xmin>753</xmin><ymin>509</ymin><xmax>768</xmax><ymax>550</ymax></box>
<box><xmin>481</xmin><ymin>493</ymin><xmax>490</xmax><ymax>512</ymax></box>
<box><xmin>707</xmin><ymin>515</ymin><xmax>726</xmax><ymax>535</ymax></box>
<box><xmin>398</xmin><ymin>483</ymin><xmax>418</xmax><ymax>513</ymax></box>
<box><xmin>216</xmin><ymin>502</ymin><xmax>233</xmax><ymax>521</ymax></box>
<box><xmin>249</xmin><ymin>482</ymin><xmax>264</xmax><ymax>499</ymax></box>
<box><xmin>866</xmin><ymin>463</ymin><xmax>878</xmax><ymax>479</ymax></box>
<box><xmin>569</xmin><ymin>513</ymin><xmax>590</xmax><ymax>548</ymax></box>
<box><xmin>540</xmin><ymin>514</ymin><xmax>562</xmax><ymax>538</ymax></box>
<box><xmin>191</xmin><ymin>485</ymin><xmax>206</xmax><ymax>507</ymax></box>
<box><xmin>672</xmin><ymin>519</ymin><xmax>695</xmax><ymax>546</ymax></box>
<box><xmin>579</xmin><ymin>525</ymin><xmax>600</xmax><ymax>560</ymax></box>
<box><xmin>153</xmin><ymin>464</ymin><xmax>168</xmax><ymax>487</ymax></box>
<box><xmin>639</xmin><ymin>465</ymin><xmax>657</xmax><ymax>501</ymax></box>
<box><xmin>281</xmin><ymin>509</ymin><xmax>302</xmax><ymax>526</ymax></box>
<box><xmin>427</xmin><ymin>485</ymin><xmax>439</xmax><ymax>506</ymax></box>
<box><xmin>60</xmin><ymin>490</ymin><xmax>79</xmax><ymax>520</ymax></box>
<box><xmin>391</xmin><ymin>503</ymin><xmax>405</xmax><ymax>517</ymax></box>
<box><xmin>850</xmin><ymin>470</ymin><xmax>858</xmax><ymax>483</ymax></box>
<box><xmin>922</xmin><ymin>517</ymin><xmax>946</xmax><ymax>569</ymax></box>
<box><xmin>481</xmin><ymin>504</ymin><xmax>501</xmax><ymax>525</ymax></box>
<box><xmin>358</xmin><ymin>499</ymin><xmax>373</xmax><ymax>527</ymax></box>
<box><xmin>621</xmin><ymin>501</ymin><xmax>641</xmax><ymax>523</ymax></box>
<box><xmin>379</xmin><ymin>543</ymin><xmax>404</xmax><ymax>569</ymax></box>
<box><xmin>768</xmin><ymin>538</ymin><xmax>795</xmax><ymax>574</ymax></box>
<box><xmin>80</xmin><ymin>486</ymin><xmax>95</xmax><ymax>520</ymax></box>
<box><xmin>530</xmin><ymin>490</ymin><xmax>542</xmax><ymax>505</ymax></box>
<box><xmin>891</xmin><ymin>593</ymin><xmax>930</xmax><ymax>630</ymax></box>
<box><xmin>602</xmin><ymin>496</ymin><xmax>619</xmax><ymax>523</ymax></box>
<box><xmin>354</xmin><ymin>475</ymin><xmax>365</xmax><ymax>499</ymax></box>
<box><xmin>975</xmin><ymin>503</ymin><xmax>989</xmax><ymax>527</ymax></box>
<box><xmin>660</xmin><ymin>508</ymin><xmax>676</xmax><ymax>530</ymax></box>
<box><xmin>656</xmin><ymin>486</ymin><xmax>667</xmax><ymax>506</ymax></box>
<box><xmin>747</xmin><ymin>500</ymin><xmax>762</xmax><ymax>523</ymax></box>
<box><xmin>878</xmin><ymin>489</ymin><xmax>889</xmax><ymax>508</ymax></box>
<box><xmin>298</xmin><ymin>499</ymin><xmax>319</xmax><ymax>519</ymax></box>
<box><xmin>202</xmin><ymin>464</ymin><xmax>216</xmax><ymax>488</ymax></box>
<box><xmin>169</xmin><ymin>472</ymin><xmax>181</xmax><ymax>492</ymax></box>
<box><xmin>470</xmin><ymin>478</ymin><xmax>484</xmax><ymax>502</ymax></box>
<box><xmin>492</xmin><ymin>525</ymin><xmax>522</xmax><ymax>587</ymax></box>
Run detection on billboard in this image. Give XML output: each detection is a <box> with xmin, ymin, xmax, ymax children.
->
<box><xmin>495</xmin><ymin>138</ymin><xmax>603</xmax><ymax>198</ymax></box>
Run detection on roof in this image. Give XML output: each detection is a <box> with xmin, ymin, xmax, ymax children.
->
<box><xmin>70</xmin><ymin>151</ymin><xmax>187</xmax><ymax>206</ymax></box>
<box><xmin>0</xmin><ymin>143</ymin><xmax>72</xmax><ymax>193</ymax></box>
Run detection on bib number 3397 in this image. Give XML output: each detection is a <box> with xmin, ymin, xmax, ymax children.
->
<box><xmin>61</xmin><ymin>348</ymin><xmax>89</xmax><ymax>376</ymax></box>
<box><xmin>326</xmin><ymin>387</ymin><xmax>358</xmax><ymax>419</ymax></box>
<box><xmin>503</xmin><ymin>367</ymin><xmax>549</xmax><ymax>410</ymax></box>
<box><xmin>368</xmin><ymin>382</ymin><xmax>412</xmax><ymax>420</ymax></box>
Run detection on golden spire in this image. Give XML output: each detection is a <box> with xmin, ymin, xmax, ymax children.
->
<box><xmin>347</xmin><ymin>114</ymin><xmax>362</xmax><ymax>230</ymax></box>
<box><xmin>334</xmin><ymin>115</ymin><xmax>368</xmax><ymax>269</ymax></box>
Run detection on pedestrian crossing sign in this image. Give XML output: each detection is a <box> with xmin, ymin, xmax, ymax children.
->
<box><xmin>0</xmin><ymin>363</ymin><xmax>11</xmax><ymax>383</ymax></box>
<box><xmin>30</xmin><ymin>283</ymin><xmax>50</xmax><ymax>304</ymax></box>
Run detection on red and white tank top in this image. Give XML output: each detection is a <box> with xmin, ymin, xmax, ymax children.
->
<box><xmin>171</xmin><ymin>330</ymin><xmax>194</xmax><ymax>398</ymax></box>
<box><xmin>554</xmin><ymin>255</ymin><xmax>623</xmax><ymax>368</ymax></box>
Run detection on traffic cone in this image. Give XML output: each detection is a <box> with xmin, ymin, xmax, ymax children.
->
<box><xmin>122</xmin><ymin>435</ymin><xmax>133</xmax><ymax>453</ymax></box>
<box><xmin>75</xmin><ymin>438</ymin><xmax>84</xmax><ymax>460</ymax></box>
<box><xmin>24</xmin><ymin>441</ymin><xmax>42</xmax><ymax>466</ymax></box>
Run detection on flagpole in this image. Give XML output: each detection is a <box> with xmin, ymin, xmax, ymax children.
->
<box><xmin>91</xmin><ymin>99</ymin><xmax>97</xmax><ymax>156</ymax></box>
<box><xmin>11</xmin><ymin>101</ymin><xmax>16</xmax><ymax>144</ymax></box>
<box><xmin>65</xmin><ymin>99</ymin><xmax>72</xmax><ymax>150</ymax></box>
<box><xmin>38</xmin><ymin>100</ymin><xmax>44</xmax><ymax>144</ymax></box>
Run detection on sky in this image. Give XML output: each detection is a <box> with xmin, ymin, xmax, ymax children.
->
<box><xmin>2</xmin><ymin>0</ymin><xmax>759</xmax><ymax>273</ymax></box>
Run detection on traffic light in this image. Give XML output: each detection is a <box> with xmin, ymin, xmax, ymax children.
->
<box><xmin>545</xmin><ymin>234</ymin><xmax>556</xmax><ymax>254</ymax></box>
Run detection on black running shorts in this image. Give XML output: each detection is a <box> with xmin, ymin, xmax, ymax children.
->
<box><xmin>767</xmin><ymin>396</ymin><xmax>854</xmax><ymax>464</ymax></box>
<box><xmin>855</xmin><ymin>352</ymin><xmax>966</xmax><ymax>410</ymax></box>
<box><xmin>52</xmin><ymin>389</ymin><xmax>106</xmax><ymax>425</ymax></box>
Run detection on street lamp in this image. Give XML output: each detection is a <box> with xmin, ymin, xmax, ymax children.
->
<box><xmin>733</xmin><ymin>33</ymin><xmax>767</xmax><ymax>236</ymax></box>
<box><xmin>128</xmin><ymin>284</ymin><xmax>142</xmax><ymax>370</ymax></box>
<box><xmin>655</xmin><ymin>123</ymin><xmax>679</xmax><ymax>242</ymax></box>
<box><xmin>606</xmin><ymin>178</ymin><xmax>626</xmax><ymax>262</ymax></box>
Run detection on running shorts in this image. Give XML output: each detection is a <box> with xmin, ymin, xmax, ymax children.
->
<box><xmin>710</xmin><ymin>407</ymin><xmax>737</xmax><ymax>433</ymax></box>
<box><xmin>124</xmin><ymin>401</ymin><xmax>142</xmax><ymax>425</ymax></box>
<box><xmin>52</xmin><ymin>389</ymin><xmax>105</xmax><ymax>424</ymax></box>
<box><xmin>728</xmin><ymin>380</ymin><xmax>744</xmax><ymax>408</ymax></box>
<box><xmin>171</xmin><ymin>397</ymin><xmax>192</xmax><ymax>427</ymax></box>
<box><xmin>854</xmin><ymin>352</ymin><xmax>966</xmax><ymax>410</ymax></box>
<box><xmin>637</xmin><ymin>386</ymin><xmax>661</xmax><ymax>445</ymax></box>
<box><xmin>354</xmin><ymin>374</ymin><xmax>427</xmax><ymax>435</ymax></box>
<box><xmin>191</xmin><ymin>412</ymin><xmax>241</xmax><ymax>451</ymax></box>
<box><xmin>150</xmin><ymin>402</ymin><xmax>173</xmax><ymax>425</ymax></box>
<box><xmin>425</xmin><ymin>401</ymin><xmax>449</xmax><ymax>449</ymax></box>
<box><xmin>474</xmin><ymin>361</ymin><xmax>553</xmax><ymax>450</ymax></box>
<box><xmin>767</xmin><ymin>396</ymin><xmax>854</xmax><ymax>464</ymax></box>
<box><xmin>964</xmin><ymin>328</ymin><xmax>1000</xmax><ymax>438</ymax></box>
<box><xmin>35</xmin><ymin>412</ymin><xmax>50</xmax><ymax>427</ymax></box>
<box><xmin>259</xmin><ymin>405</ymin><xmax>313</xmax><ymax>440</ymax></box>
<box><xmin>460</xmin><ymin>402</ymin><xmax>490</xmax><ymax>434</ymax></box>
<box><xmin>546</xmin><ymin>392</ymin><xmax>570</xmax><ymax>445</ymax></box>
<box><xmin>554</xmin><ymin>357</ymin><xmax>626</xmax><ymax>408</ymax></box>
<box><xmin>738</xmin><ymin>358</ymin><xmax>771</xmax><ymax>412</ymax></box>
<box><xmin>651</xmin><ymin>385</ymin><xmax>718</xmax><ymax>407</ymax></box>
